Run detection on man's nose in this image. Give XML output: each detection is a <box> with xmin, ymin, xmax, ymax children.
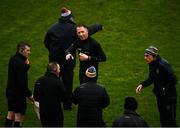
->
<box><xmin>79</xmin><ymin>32</ymin><xmax>83</xmax><ymax>36</ymax></box>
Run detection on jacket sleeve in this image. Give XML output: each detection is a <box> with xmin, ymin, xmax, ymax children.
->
<box><xmin>102</xmin><ymin>87</ymin><xmax>110</xmax><ymax>108</ymax></box>
<box><xmin>33</xmin><ymin>79</ymin><xmax>41</xmax><ymax>101</ymax></box>
<box><xmin>140</xmin><ymin>67</ymin><xmax>153</xmax><ymax>88</ymax></box>
<box><xmin>88</xmin><ymin>23</ymin><xmax>103</xmax><ymax>35</ymax></box>
<box><xmin>71</xmin><ymin>87</ymin><xmax>80</xmax><ymax>105</ymax></box>
<box><xmin>140</xmin><ymin>77</ymin><xmax>153</xmax><ymax>88</ymax></box>
<box><xmin>65</xmin><ymin>40</ymin><xmax>78</xmax><ymax>55</ymax></box>
<box><xmin>24</xmin><ymin>87</ymin><xmax>32</xmax><ymax>98</ymax></box>
<box><xmin>24</xmin><ymin>64</ymin><xmax>32</xmax><ymax>97</ymax></box>
<box><xmin>90</xmin><ymin>42</ymin><xmax>106</xmax><ymax>62</ymax></box>
<box><xmin>44</xmin><ymin>32</ymin><xmax>51</xmax><ymax>51</ymax></box>
<box><xmin>58</xmin><ymin>82</ymin><xmax>70</xmax><ymax>105</ymax></box>
<box><xmin>15</xmin><ymin>59</ymin><xmax>32</xmax><ymax>97</ymax></box>
<box><xmin>160</xmin><ymin>62</ymin><xmax>177</xmax><ymax>90</ymax></box>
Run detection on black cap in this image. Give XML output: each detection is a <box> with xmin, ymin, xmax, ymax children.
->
<box><xmin>124</xmin><ymin>97</ymin><xmax>138</xmax><ymax>111</ymax></box>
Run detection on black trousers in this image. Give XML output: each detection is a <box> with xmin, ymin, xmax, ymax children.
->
<box><xmin>60</xmin><ymin>66</ymin><xmax>74</xmax><ymax>107</ymax></box>
<box><xmin>157</xmin><ymin>96</ymin><xmax>177</xmax><ymax>127</ymax></box>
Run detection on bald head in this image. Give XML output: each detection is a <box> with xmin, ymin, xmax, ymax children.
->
<box><xmin>47</xmin><ymin>62</ymin><xmax>60</xmax><ymax>77</ymax></box>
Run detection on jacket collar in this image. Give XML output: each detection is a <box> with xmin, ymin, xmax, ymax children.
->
<box><xmin>124</xmin><ymin>109</ymin><xmax>140</xmax><ymax>117</ymax></box>
<box><xmin>16</xmin><ymin>52</ymin><xmax>27</xmax><ymax>61</ymax></box>
<box><xmin>149</xmin><ymin>56</ymin><xmax>161</xmax><ymax>66</ymax></box>
<box><xmin>59</xmin><ymin>18</ymin><xmax>75</xmax><ymax>25</ymax></box>
<box><xmin>45</xmin><ymin>72</ymin><xmax>58</xmax><ymax>78</ymax></box>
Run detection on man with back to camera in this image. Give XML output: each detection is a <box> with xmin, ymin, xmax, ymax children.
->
<box><xmin>66</xmin><ymin>24</ymin><xmax>106</xmax><ymax>84</ymax></box>
<box><xmin>44</xmin><ymin>7</ymin><xmax>103</xmax><ymax>110</ymax></box>
<box><xmin>71</xmin><ymin>66</ymin><xmax>110</xmax><ymax>127</ymax></box>
<box><xmin>33</xmin><ymin>62</ymin><xmax>68</xmax><ymax>127</ymax></box>
<box><xmin>136</xmin><ymin>46</ymin><xmax>177</xmax><ymax>127</ymax></box>
<box><xmin>4</xmin><ymin>42</ymin><xmax>34</xmax><ymax>127</ymax></box>
<box><xmin>112</xmin><ymin>97</ymin><xmax>148</xmax><ymax>127</ymax></box>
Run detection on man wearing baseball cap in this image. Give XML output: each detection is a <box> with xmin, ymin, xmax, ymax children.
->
<box><xmin>136</xmin><ymin>46</ymin><xmax>177</xmax><ymax>127</ymax></box>
<box><xmin>72</xmin><ymin>66</ymin><xmax>110</xmax><ymax>127</ymax></box>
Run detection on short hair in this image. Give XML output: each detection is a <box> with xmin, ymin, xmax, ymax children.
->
<box><xmin>17</xmin><ymin>41</ymin><xmax>31</xmax><ymax>52</ymax></box>
<box><xmin>47</xmin><ymin>62</ymin><xmax>59</xmax><ymax>73</ymax></box>
<box><xmin>76</xmin><ymin>24</ymin><xmax>89</xmax><ymax>30</ymax></box>
<box><xmin>124</xmin><ymin>97</ymin><xmax>138</xmax><ymax>111</ymax></box>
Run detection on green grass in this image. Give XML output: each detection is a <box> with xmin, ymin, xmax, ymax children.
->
<box><xmin>0</xmin><ymin>0</ymin><xmax>180</xmax><ymax>127</ymax></box>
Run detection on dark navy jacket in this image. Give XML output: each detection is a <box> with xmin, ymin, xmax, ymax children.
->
<box><xmin>141</xmin><ymin>57</ymin><xmax>177</xmax><ymax>97</ymax></box>
<box><xmin>112</xmin><ymin>110</ymin><xmax>148</xmax><ymax>127</ymax></box>
<box><xmin>44</xmin><ymin>19</ymin><xmax>76</xmax><ymax>68</ymax></box>
<box><xmin>72</xmin><ymin>81</ymin><xmax>110</xmax><ymax>127</ymax></box>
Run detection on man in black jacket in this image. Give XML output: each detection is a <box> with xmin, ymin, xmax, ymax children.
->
<box><xmin>136</xmin><ymin>46</ymin><xmax>177</xmax><ymax>127</ymax></box>
<box><xmin>44</xmin><ymin>7</ymin><xmax>102</xmax><ymax>109</ymax></box>
<box><xmin>34</xmin><ymin>62</ymin><xmax>67</xmax><ymax>127</ymax></box>
<box><xmin>112</xmin><ymin>97</ymin><xmax>148</xmax><ymax>127</ymax></box>
<box><xmin>4</xmin><ymin>42</ymin><xmax>34</xmax><ymax>127</ymax></box>
<box><xmin>72</xmin><ymin>66</ymin><xmax>110</xmax><ymax>127</ymax></box>
<box><xmin>66</xmin><ymin>24</ymin><xmax>106</xmax><ymax>84</ymax></box>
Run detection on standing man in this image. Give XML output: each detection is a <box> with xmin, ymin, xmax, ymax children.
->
<box><xmin>44</xmin><ymin>7</ymin><xmax>102</xmax><ymax>110</ymax></box>
<box><xmin>136</xmin><ymin>46</ymin><xmax>177</xmax><ymax>127</ymax></box>
<box><xmin>72</xmin><ymin>66</ymin><xmax>110</xmax><ymax>127</ymax></box>
<box><xmin>66</xmin><ymin>24</ymin><xmax>106</xmax><ymax>84</ymax></box>
<box><xmin>4</xmin><ymin>42</ymin><xmax>34</xmax><ymax>127</ymax></box>
<box><xmin>112</xmin><ymin>97</ymin><xmax>148</xmax><ymax>127</ymax></box>
<box><xmin>33</xmin><ymin>62</ymin><xmax>68</xmax><ymax>127</ymax></box>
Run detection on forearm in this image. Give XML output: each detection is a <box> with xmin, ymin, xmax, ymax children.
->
<box><xmin>88</xmin><ymin>23</ymin><xmax>103</xmax><ymax>35</ymax></box>
<box><xmin>65</xmin><ymin>41</ymin><xmax>78</xmax><ymax>55</ymax></box>
<box><xmin>140</xmin><ymin>77</ymin><xmax>153</xmax><ymax>88</ymax></box>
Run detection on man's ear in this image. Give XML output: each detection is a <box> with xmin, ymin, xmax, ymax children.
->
<box><xmin>19</xmin><ymin>48</ymin><xmax>24</xmax><ymax>53</ymax></box>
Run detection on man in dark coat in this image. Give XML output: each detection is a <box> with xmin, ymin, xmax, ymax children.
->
<box><xmin>66</xmin><ymin>24</ymin><xmax>106</xmax><ymax>84</ymax></box>
<box><xmin>4</xmin><ymin>42</ymin><xmax>34</xmax><ymax>127</ymax></box>
<box><xmin>112</xmin><ymin>97</ymin><xmax>148</xmax><ymax>127</ymax></box>
<box><xmin>44</xmin><ymin>7</ymin><xmax>103</xmax><ymax>109</ymax></box>
<box><xmin>136</xmin><ymin>46</ymin><xmax>177</xmax><ymax>127</ymax></box>
<box><xmin>33</xmin><ymin>62</ymin><xmax>68</xmax><ymax>127</ymax></box>
<box><xmin>72</xmin><ymin>66</ymin><xmax>110</xmax><ymax>127</ymax></box>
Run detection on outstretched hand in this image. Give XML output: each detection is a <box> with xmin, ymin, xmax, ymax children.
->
<box><xmin>136</xmin><ymin>84</ymin><xmax>143</xmax><ymax>95</ymax></box>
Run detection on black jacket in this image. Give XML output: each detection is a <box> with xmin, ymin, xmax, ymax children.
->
<box><xmin>72</xmin><ymin>81</ymin><xmax>110</xmax><ymax>127</ymax></box>
<box><xmin>44</xmin><ymin>19</ymin><xmax>76</xmax><ymax>67</ymax></box>
<box><xmin>6</xmin><ymin>53</ymin><xmax>32</xmax><ymax>100</ymax></box>
<box><xmin>141</xmin><ymin>57</ymin><xmax>177</xmax><ymax>97</ymax></box>
<box><xmin>66</xmin><ymin>37</ymin><xmax>106</xmax><ymax>74</ymax></box>
<box><xmin>112</xmin><ymin>110</ymin><xmax>148</xmax><ymax>127</ymax></box>
<box><xmin>44</xmin><ymin>18</ymin><xmax>103</xmax><ymax>68</ymax></box>
<box><xmin>34</xmin><ymin>72</ymin><xmax>67</xmax><ymax>127</ymax></box>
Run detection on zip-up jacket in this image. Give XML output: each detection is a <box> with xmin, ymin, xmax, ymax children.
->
<box><xmin>141</xmin><ymin>57</ymin><xmax>177</xmax><ymax>97</ymax></box>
